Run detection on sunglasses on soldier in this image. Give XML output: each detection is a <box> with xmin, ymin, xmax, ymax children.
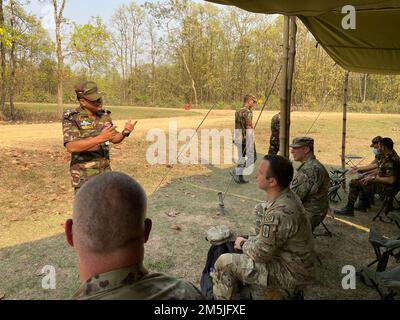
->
<box><xmin>86</xmin><ymin>98</ymin><xmax>103</xmax><ymax>106</ymax></box>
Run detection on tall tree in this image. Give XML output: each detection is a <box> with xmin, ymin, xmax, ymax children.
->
<box><xmin>0</xmin><ymin>0</ymin><xmax>6</xmax><ymax>113</ymax></box>
<box><xmin>52</xmin><ymin>0</ymin><xmax>67</xmax><ymax>118</ymax></box>
<box><xmin>69</xmin><ymin>17</ymin><xmax>110</xmax><ymax>77</ymax></box>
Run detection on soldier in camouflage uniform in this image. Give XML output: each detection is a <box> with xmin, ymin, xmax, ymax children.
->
<box><xmin>62</xmin><ymin>81</ymin><xmax>137</xmax><ymax>193</ymax></box>
<box><xmin>268</xmin><ymin>112</ymin><xmax>280</xmax><ymax>155</ymax></box>
<box><xmin>348</xmin><ymin>136</ymin><xmax>382</xmax><ymax>210</ymax></box>
<box><xmin>335</xmin><ymin>137</ymin><xmax>400</xmax><ymax>217</ymax></box>
<box><xmin>213</xmin><ymin>155</ymin><xmax>315</xmax><ymax>300</ymax></box>
<box><xmin>231</xmin><ymin>94</ymin><xmax>257</xmax><ymax>184</ymax></box>
<box><xmin>66</xmin><ymin>172</ymin><xmax>203</xmax><ymax>300</ymax></box>
<box><xmin>290</xmin><ymin>137</ymin><xmax>330</xmax><ymax>231</ymax></box>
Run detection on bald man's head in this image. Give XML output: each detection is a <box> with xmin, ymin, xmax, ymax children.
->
<box><xmin>72</xmin><ymin>172</ymin><xmax>148</xmax><ymax>254</ymax></box>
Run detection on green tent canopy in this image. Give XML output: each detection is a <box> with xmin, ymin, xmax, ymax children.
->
<box><xmin>206</xmin><ymin>0</ymin><xmax>400</xmax><ymax>74</ymax></box>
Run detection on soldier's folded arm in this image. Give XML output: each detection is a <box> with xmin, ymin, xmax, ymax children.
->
<box><xmin>65</xmin><ymin>136</ymin><xmax>105</xmax><ymax>154</ymax></box>
<box><xmin>374</xmin><ymin>175</ymin><xmax>396</xmax><ymax>185</ymax></box>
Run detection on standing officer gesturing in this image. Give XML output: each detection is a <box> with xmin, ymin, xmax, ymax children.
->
<box><xmin>62</xmin><ymin>81</ymin><xmax>137</xmax><ymax>193</ymax></box>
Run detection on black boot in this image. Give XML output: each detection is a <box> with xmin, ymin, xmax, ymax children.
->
<box><xmin>354</xmin><ymin>199</ymin><xmax>370</xmax><ymax>212</ymax></box>
<box><xmin>230</xmin><ymin>169</ymin><xmax>248</xmax><ymax>184</ymax></box>
<box><xmin>334</xmin><ymin>206</ymin><xmax>355</xmax><ymax>217</ymax></box>
<box><xmin>238</xmin><ymin>175</ymin><xmax>249</xmax><ymax>184</ymax></box>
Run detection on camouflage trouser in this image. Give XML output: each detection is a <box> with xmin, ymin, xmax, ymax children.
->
<box><xmin>347</xmin><ymin>179</ymin><xmax>392</xmax><ymax>207</ymax></box>
<box><xmin>71</xmin><ymin>162</ymin><xmax>112</xmax><ymax>193</ymax></box>
<box><xmin>235</xmin><ymin>142</ymin><xmax>257</xmax><ymax>176</ymax></box>
<box><xmin>268</xmin><ymin>137</ymin><xmax>279</xmax><ymax>155</ymax></box>
<box><xmin>212</xmin><ymin>254</ymin><xmax>293</xmax><ymax>300</ymax></box>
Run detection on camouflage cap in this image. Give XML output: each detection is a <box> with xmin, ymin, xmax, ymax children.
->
<box><xmin>289</xmin><ymin>137</ymin><xmax>314</xmax><ymax>149</ymax></box>
<box><xmin>75</xmin><ymin>81</ymin><xmax>104</xmax><ymax>101</ymax></box>
<box><xmin>244</xmin><ymin>94</ymin><xmax>257</xmax><ymax>103</ymax></box>
<box><xmin>206</xmin><ymin>225</ymin><xmax>233</xmax><ymax>246</ymax></box>
<box><xmin>370</xmin><ymin>136</ymin><xmax>382</xmax><ymax>147</ymax></box>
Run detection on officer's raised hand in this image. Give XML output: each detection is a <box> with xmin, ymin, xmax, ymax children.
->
<box><xmin>122</xmin><ymin>120</ymin><xmax>138</xmax><ymax>137</ymax></box>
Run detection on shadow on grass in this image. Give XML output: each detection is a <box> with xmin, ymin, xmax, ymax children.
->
<box><xmin>1</xmin><ymin>155</ymin><xmax>398</xmax><ymax>300</ymax></box>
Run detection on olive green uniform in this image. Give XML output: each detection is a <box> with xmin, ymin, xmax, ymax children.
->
<box><xmin>347</xmin><ymin>150</ymin><xmax>400</xmax><ymax>206</ymax></box>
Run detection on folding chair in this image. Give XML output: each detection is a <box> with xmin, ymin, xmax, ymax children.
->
<box><xmin>328</xmin><ymin>168</ymin><xmax>348</xmax><ymax>203</ymax></box>
<box><xmin>367</xmin><ymin>227</ymin><xmax>400</xmax><ymax>272</ymax></box>
<box><xmin>358</xmin><ymin>266</ymin><xmax>400</xmax><ymax>300</ymax></box>
<box><xmin>388</xmin><ymin>211</ymin><xmax>400</xmax><ymax>231</ymax></box>
<box><xmin>313</xmin><ymin>221</ymin><xmax>333</xmax><ymax>238</ymax></box>
<box><xmin>372</xmin><ymin>187</ymin><xmax>400</xmax><ymax>222</ymax></box>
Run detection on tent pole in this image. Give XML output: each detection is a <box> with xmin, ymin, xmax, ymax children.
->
<box><xmin>280</xmin><ymin>15</ymin><xmax>290</xmax><ymax>158</ymax></box>
<box><xmin>286</xmin><ymin>16</ymin><xmax>297</xmax><ymax>156</ymax></box>
<box><xmin>342</xmin><ymin>71</ymin><xmax>349</xmax><ymax>187</ymax></box>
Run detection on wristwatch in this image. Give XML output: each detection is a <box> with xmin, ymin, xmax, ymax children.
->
<box><xmin>122</xmin><ymin>129</ymin><xmax>131</xmax><ymax>138</ymax></box>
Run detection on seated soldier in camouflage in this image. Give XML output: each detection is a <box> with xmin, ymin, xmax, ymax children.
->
<box><xmin>289</xmin><ymin>137</ymin><xmax>330</xmax><ymax>231</ymax></box>
<box><xmin>335</xmin><ymin>137</ymin><xmax>400</xmax><ymax>217</ymax></box>
<box><xmin>66</xmin><ymin>172</ymin><xmax>203</xmax><ymax>300</ymax></box>
<box><xmin>212</xmin><ymin>155</ymin><xmax>315</xmax><ymax>300</ymax></box>
<box><xmin>349</xmin><ymin>136</ymin><xmax>399</xmax><ymax>211</ymax></box>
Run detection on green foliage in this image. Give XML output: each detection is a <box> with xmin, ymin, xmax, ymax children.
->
<box><xmin>68</xmin><ymin>17</ymin><xmax>111</xmax><ymax>76</ymax></box>
<box><xmin>2</xmin><ymin>0</ymin><xmax>400</xmax><ymax>115</ymax></box>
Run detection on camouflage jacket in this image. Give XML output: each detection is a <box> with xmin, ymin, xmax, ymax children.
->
<box><xmin>235</xmin><ymin>106</ymin><xmax>253</xmax><ymax>144</ymax></box>
<box><xmin>242</xmin><ymin>188</ymin><xmax>315</xmax><ymax>289</ymax></box>
<box><xmin>72</xmin><ymin>264</ymin><xmax>204</xmax><ymax>300</ymax></box>
<box><xmin>268</xmin><ymin>113</ymin><xmax>280</xmax><ymax>155</ymax></box>
<box><xmin>377</xmin><ymin>150</ymin><xmax>400</xmax><ymax>179</ymax></box>
<box><xmin>62</xmin><ymin>106</ymin><xmax>114</xmax><ymax>188</ymax></box>
<box><xmin>290</xmin><ymin>155</ymin><xmax>330</xmax><ymax>219</ymax></box>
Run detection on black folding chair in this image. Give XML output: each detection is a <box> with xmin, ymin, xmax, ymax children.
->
<box><xmin>328</xmin><ymin>168</ymin><xmax>348</xmax><ymax>203</ymax></box>
<box><xmin>358</xmin><ymin>266</ymin><xmax>400</xmax><ymax>300</ymax></box>
<box><xmin>367</xmin><ymin>227</ymin><xmax>400</xmax><ymax>272</ymax></box>
<box><xmin>372</xmin><ymin>187</ymin><xmax>400</xmax><ymax>222</ymax></box>
<box><xmin>388</xmin><ymin>211</ymin><xmax>400</xmax><ymax>231</ymax></box>
<box><xmin>313</xmin><ymin>221</ymin><xmax>333</xmax><ymax>238</ymax></box>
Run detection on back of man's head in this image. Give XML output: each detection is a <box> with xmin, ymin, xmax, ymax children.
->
<box><xmin>73</xmin><ymin>172</ymin><xmax>147</xmax><ymax>254</ymax></box>
<box><xmin>263</xmin><ymin>154</ymin><xmax>294</xmax><ymax>188</ymax></box>
<box><xmin>380</xmin><ymin>137</ymin><xmax>394</xmax><ymax>151</ymax></box>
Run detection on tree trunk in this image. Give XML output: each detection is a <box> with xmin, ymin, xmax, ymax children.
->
<box><xmin>178</xmin><ymin>46</ymin><xmax>198</xmax><ymax>107</ymax></box>
<box><xmin>53</xmin><ymin>0</ymin><xmax>67</xmax><ymax>119</ymax></box>
<box><xmin>9</xmin><ymin>0</ymin><xmax>16</xmax><ymax>121</ymax></box>
<box><xmin>0</xmin><ymin>0</ymin><xmax>6</xmax><ymax>113</ymax></box>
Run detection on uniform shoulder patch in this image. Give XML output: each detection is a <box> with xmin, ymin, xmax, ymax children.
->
<box><xmin>263</xmin><ymin>213</ymin><xmax>275</xmax><ymax>224</ymax></box>
<box><xmin>63</xmin><ymin>109</ymin><xmax>79</xmax><ymax>120</ymax></box>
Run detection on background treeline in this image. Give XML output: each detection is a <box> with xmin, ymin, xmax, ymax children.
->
<box><xmin>1</xmin><ymin>0</ymin><xmax>400</xmax><ymax>121</ymax></box>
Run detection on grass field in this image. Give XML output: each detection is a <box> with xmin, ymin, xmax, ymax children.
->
<box><xmin>10</xmin><ymin>103</ymin><xmax>200</xmax><ymax>122</ymax></box>
<box><xmin>0</xmin><ymin>106</ymin><xmax>400</xmax><ymax>300</ymax></box>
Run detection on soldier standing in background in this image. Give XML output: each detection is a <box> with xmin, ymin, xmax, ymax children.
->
<box><xmin>231</xmin><ymin>94</ymin><xmax>257</xmax><ymax>184</ymax></box>
<box><xmin>268</xmin><ymin>112</ymin><xmax>280</xmax><ymax>155</ymax></box>
<box><xmin>62</xmin><ymin>81</ymin><xmax>137</xmax><ymax>193</ymax></box>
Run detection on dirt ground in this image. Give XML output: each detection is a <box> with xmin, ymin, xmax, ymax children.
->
<box><xmin>0</xmin><ymin>109</ymin><xmax>399</xmax><ymax>300</ymax></box>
